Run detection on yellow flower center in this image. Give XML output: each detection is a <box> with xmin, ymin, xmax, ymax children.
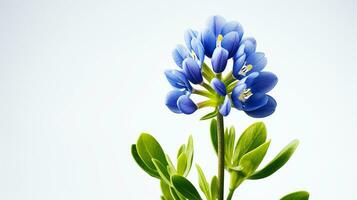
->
<box><xmin>239</xmin><ymin>88</ymin><xmax>253</xmax><ymax>102</ymax></box>
<box><xmin>239</xmin><ymin>64</ymin><xmax>253</xmax><ymax>76</ymax></box>
<box><xmin>216</xmin><ymin>34</ymin><xmax>223</xmax><ymax>47</ymax></box>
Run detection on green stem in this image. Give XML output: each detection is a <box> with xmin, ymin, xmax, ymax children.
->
<box><xmin>192</xmin><ymin>89</ymin><xmax>214</xmax><ymax>98</ymax></box>
<box><xmin>223</xmin><ymin>71</ymin><xmax>236</xmax><ymax>85</ymax></box>
<box><xmin>226</xmin><ymin>189</ymin><xmax>235</xmax><ymax>200</ymax></box>
<box><xmin>201</xmin><ymin>82</ymin><xmax>216</xmax><ymax>94</ymax></box>
<box><xmin>197</xmin><ymin>100</ymin><xmax>216</xmax><ymax>108</ymax></box>
<box><xmin>217</xmin><ymin>113</ymin><xmax>225</xmax><ymax>200</ymax></box>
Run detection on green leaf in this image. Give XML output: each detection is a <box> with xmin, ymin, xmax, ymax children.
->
<box><xmin>185</xmin><ymin>135</ymin><xmax>194</xmax><ymax>176</ymax></box>
<box><xmin>169</xmin><ymin>186</ymin><xmax>182</xmax><ymax>200</ymax></box>
<box><xmin>280</xmin><ymin>191</ymin><xmax>309</xmax><ymax>200</ymax></box>
<box><xmin>200</xmin><ymin>109</ymin><xmax>218</xmax><ymax>120</ymax></box>
<box><xmin>152</xmin><ymin>159</ymin><xmax>171</xmax><ymax>184</ymax></box>
<box><xmin>210</xmin><ymin>176</ymin><xmax>218</xmax><ymax>200</ymax></box>
<box><xmin>196</xmin><ymin>164</ymin><xmax>211</xmax><ymax>200</ymax></box>
<box><xmin>249</xmin><ymin>139</ymin><xmax>299</xmax><ymax>180</ymax></box>
<box><xmin>131</xmin><ymin>144</ymin><xmax>159</xmax><ymax>178</ymax></box>
<box><xmin>136</xmin><ymin>133</ymin><xmax>168</xmax><ymax>169</ymax></box>
<box><xmin>166</xmin><ymin>154</ymin><xmax>177</xmax><ymax>175</ymax></box>
<box><xmin>160</xmin><ymin>180</ymin><xmax>174</xmax><ymax>200</ymax></box>
<box><xmin>237</xmin><ymin>140</ymin><xmax>271</xmax><ymax>176</ymax></box>
<box><xmin>171</xmin><ymin>175</ymin><xmax>202</xmax><ymax>200</ymax></box>
<box><xmin>225</xmin><ymin>126</ymin><xmax>236</xmax><ymax>167</ymax></box>
<box><xmin>232</xmin><ymin>122</ymin><xmax>267</xmax><ymax>165</ymax></box>
<box><xmin>210</xmin><ymin>119</ymin><xmax>218</xmax><ymax>154</ymax></box>
<box><xmin>177</xmin><ymin>144</ymin><xmax>186</xmax><ymax>159</ymax></box>
<box><xmin>177</xmin><ymin>153</ymin><xmax>188</xmax><ymax>176</ymax></box>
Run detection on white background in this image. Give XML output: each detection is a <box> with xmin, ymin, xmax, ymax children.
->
<box><xmin>1</xmin><ymin>0</ymin><xmax>356</xmax><ymax>199</ymax></box>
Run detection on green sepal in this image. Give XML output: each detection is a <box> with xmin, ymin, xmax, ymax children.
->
<box><xmin>232</xmin><ymin>122</ymin><xmax>267</xmax><ymax>165</ymax></box>
<box><xmin>210</xmin><ymin>119</ymin><xmax>218</xmax><ymax>154</ymax></box>
<box><xmin>280</xmin><ymin>191</ymin><xmax>310</xmax><ymax>200</ymax></box>
<box><xmin>131</xmin><ymin>144</ymin><xmax>160</xmax><ymax>178</ymax></box>
<box><xmin>171</xmin><ymin>175</ymin><xmax>202</xmax><ymax>200</ymax></box>
<box><xmin>249</xmin><ymin>139</ymin><xmax>299</xmax><ymax>180</ymax></box>
<box><xmin>200</xmin><ymin>109</ymin><xmax>218</xmax><ymax>120</ymax></box>
<box><xmin>136</xmin><ymin>133</ymin><xmax>168</xmax><ymax>169</ymax></box>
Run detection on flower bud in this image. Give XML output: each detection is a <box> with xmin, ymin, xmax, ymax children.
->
<box><xmin>240</xmin><ymin>37</ymin><xmax>256</xmax><ymax>56</ymax></box>
<box><xmin>211</xmin><ymin>78</ymin><xmax>227</xmax><ymax>96</ymax></box>
<box><xmin>182</xmin><ymin>58</ymin><xmax>203</xmax><ymax>84</ymax></box>
<box><xmin>211</xmin><ymin>47</ymin><xmax>228</xmax><ymax>73</ymax></box>
<box><xmin>190</xmin><ymin>38</ymin><xmax>205</xmax><ymax>64</ymax></box>
<box><xmin>165</xmin><ymin>90</ymin><xmax>186</xmax><ymax>114</ymax></box>
<box><xmin>172</xmin><ymin>45</ymin><xmax>190</xmax><ymax>68</ymax></box>
<box><xmin>219</xmin><ymin>97</ymin><xmax>231</xmax><ymax>116</ymax></box>
<box><xmin>221</xmin><ymin>31</ymin><xmax>240</xmax><ymax>58</ymax></box>
<box><xmin>164</xmin><ymin>70</ymin><xmax>192</xmax><ymax>92</ymax></box>
<box><xmin>177</xmin><ymin>95</ymin><xmax>197</xmax><ymax>114</ymax></box>
<box><xmin>184</xmin><ymin>29</ymin><xmax>198</xmax><ymax>50</ymax></box>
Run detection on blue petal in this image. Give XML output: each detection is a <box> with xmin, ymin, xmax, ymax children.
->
<box><xmin>165</xmin><ymin>90</ymin><xmax>186</xmax><ymax>113</ymax></box>
<box><xmin>234</xmin><ymin>44</ymin><xmax>245</xmax><ymax>60</ymax></box>
<box><xmin>221</xmin><ymin>31</ymin><xmax>240</xmax><ymax>58</ymax></box>
<box><xmin>177</xmin><ymin>95</ymin><xmax>198</xmax><ymax>114</ymax></box>
<box><xmin>232</xmin><ymin>54</ymin><xmax>246</xmax><ymax>79</ymax></box>
<box><xmin>172</xmin><ymin>44</ymin><xmax>190</xmax><ymax>68</ymax></box>
<box><xmin>206</xmin><ymin>15</ymin><xmax>226</xmax><ymax>37</ymax></box>
<box><xmin>164</xmin><ymin>70</ymin><xmax>192</xmax><ymax>91</ymax></box>
<box><xmin>221</xmin><ymin>21</ymin><xmax>244</xmax><ymax>38</ymax></box>
<box><xmin>211</xmin><ymin>78</ymin><xmax>227</xmax><ymax>96</ymax></box>
<box><xmin>242</xmin><ymin>93</ymin><xmax>268</xmax><ymax>111</ymax></box>
<box><xmin>211</xmin><ymin>47</ymin><xmax>229</xmax><ymax>73</ymax></box>
<box><xmin>246</xmin><ymin>52</ymin><xmax>267</xmax><ymax>73</ymax></box>
<box><xmin>219</xmin><ymin>97</ymin><xmax>231</xmax><ymax>116</ymax></box>
<box><xmin>240</xmin><ymin>37</ymin><xmax>256</xmax><ymax>56</ymax></box>
<box><xmin>245</xmin><ymin>95</ymin><xmax>277</xmax><ymax>118</ymax></box>
<box><xmin>190</xmin><ymin>38</ymin><xmax>205</xmax><ymax>64</ymax></box>
<box><xmin>201</xmin><ymin>29</ymin><xmax>216</xmax><ymax>58</ymax></box>
<box><xmin>184</xmin><ymin>29</ymin><xmax>198</xmax><ymax>50</ymax></box>
<box><xmin>183</xmin><ymin>58</ymin><xmax>203</xmax><ymax>84</ymax></box>
<box><xmin>249</xmin><ymin>71</ymin><xmax>278</xmax><ymax>94</ymax></box>
<box><xmin>231</xmin><ymin>83</ymin><xmax>246</xmax><ymax>110</ymax></box>
<box><xmin>242</xmin><ymin>72</ymin><xmax>259</xmax><ymax>86</ymax></box>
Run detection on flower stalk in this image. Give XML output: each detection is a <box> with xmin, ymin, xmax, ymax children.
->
<box><xmin>226</xmin><ymin>189</ymin><xmax>234</xmax><ymax>200</ymax></box>
<box><xmin>216</xmin><ymin>112</ymin><xmax>225</xmax><ymax>200</ymax></box>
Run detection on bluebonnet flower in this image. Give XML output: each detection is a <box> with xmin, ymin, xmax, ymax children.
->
<box><xmin>211</xmin><ymin>78</ymin><xmax>231</xmax><ymax>116</ymax></box>
<box><xmin>164</xmin><ymin>70</ymin><xmax>192</xmax><ymax>92</ymax></box>
<box><xmin>211</xmin><ymin>78</ymin><xmax>226</xmax><ymax>96</ymax></box>
<box><xmin>201</xmin><ymin>15</ymin><xmax>243</xmax><ymax>58</ymax></box>
<box><xmin>233</xmin><ymin>37</ymin><xmax>267</xmax><ymax>79</ymax></box>
<box><xmin>164</xmin><ymin>15</ymin><xmax>278</xmax><ymax>118</ymax></box>
<box><xmin>231</xmin><ymin>72</ymin><xmax>278</xmax><ymax>118</ymax></box>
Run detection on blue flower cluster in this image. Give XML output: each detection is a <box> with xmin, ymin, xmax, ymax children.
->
<box><xmin>165</xmin><ymin>15</ymin><xmax>278</xmax><ymax>118</ymax></box>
